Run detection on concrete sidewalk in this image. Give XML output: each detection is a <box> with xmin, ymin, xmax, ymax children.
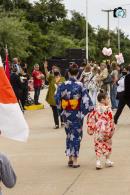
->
<box><xmin>1</xmin><ymin>90</ymin><xmax>130</xmax><ymax>195</ymax></box>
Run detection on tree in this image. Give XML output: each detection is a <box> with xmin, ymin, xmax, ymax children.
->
<box><xmin>27</xmin><ymin>0</ymin><xmax>67</xmax><ymax>33</ymax></box>
<box><xmin>0</xmin><ymin>17</ymin><xmax>30</xmax><ymax>60</ymax></box>
<box><xmin>25</xmin><ymin>22</ymin><xmax>46</xmax><ymax>65</ymax></box>
<box><xmin>13</xmin><ymin>0</ymin><xmax>32</xmax><ymax>10</ymax></box>
<box><xmin>0</xmin><ymin>0</ymin><xmax>31</xmax><ymax>11</ymax></box>
<box><xmin>52</xmin><ymin>11</ymin><xmax>86</xmax><ymax>40</ymax></box>
<box><xmin>43</xmin><ymin>32</ymin><xmax>78</xmax><ymax>57</ymax></box>
<box><xmin>0</xmin><ymin>0</ymin><xmax>13</xmax><ymax>11</ymax></box>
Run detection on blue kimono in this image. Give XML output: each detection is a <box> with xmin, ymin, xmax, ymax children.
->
<box><xmin>55</xmin><ymin>78</ymin><xmax>93</xmax><ymax>157</ymax></box>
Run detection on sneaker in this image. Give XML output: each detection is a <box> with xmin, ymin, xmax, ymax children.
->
<box><xmin>105</xmin><ymin>159</ymin><xmax>114</xmax><ymax>167</ymax></box>
<box><xmin>96</xmin><ymin>160</ymin><xmax>102</xmax><ymax>170</ymax></box>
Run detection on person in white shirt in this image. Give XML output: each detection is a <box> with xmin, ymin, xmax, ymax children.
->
<box><xmin>117</xmin><ymin>76</ymin><xmax>125</xmax><ymax>93</ymax></box>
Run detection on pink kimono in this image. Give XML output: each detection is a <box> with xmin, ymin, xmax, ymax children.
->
<box><xmin>87</xmin><ymin>105</ymin><xmax>115</xmax><ymax>157</ymax></box>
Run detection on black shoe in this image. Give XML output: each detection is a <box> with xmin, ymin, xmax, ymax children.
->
<box><xmin>72</xmin><ymin>165</ymin><xmax>80</xmax><ymax>168</ymax></box>
<box><xmin>35</xmin><ymin>102</ymin><xmax>41</xmax><ymax>105</ymax></box>
<box><xmin>114</xmin><ymin>116</ymin><xmax>117</xmax><ymax>124</ymax></box>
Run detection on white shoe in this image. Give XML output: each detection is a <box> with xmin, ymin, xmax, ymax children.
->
<box><xmin>105</xmin><ymin>159</ymin><xmax>114</xmax><ymax>167</ymax></box>
<box><xmin>96</xmin><ymin>160</ymin><xmax>102</xmax><ymax>170</ymax></box>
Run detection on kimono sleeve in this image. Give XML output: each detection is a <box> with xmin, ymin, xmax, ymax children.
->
<box><xmin>55</xmin><ymin>84</ymin><xmax>62</xmax><ymax>109</ymax></box>
<box><xmin>107</xmin><ymin>108</ymin><xmax>115</xmax><ymax>138</ymax></box>
<box><xmin>80</xmin><ymin>86</ymin><xmax>94</xmax><ymax>116</ymax></box>
<box><xmin>87</xmin><ymin>110</ymin><xmax>96</xmax><ymax>135</ymax></box>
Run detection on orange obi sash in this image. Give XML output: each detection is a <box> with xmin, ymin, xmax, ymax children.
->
<box><xmin>61</xmin><ymin>99</ymin><xmax>80</xmax><ymax>110</ymax></box>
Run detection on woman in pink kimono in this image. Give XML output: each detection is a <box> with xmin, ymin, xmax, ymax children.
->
<box><xmin>87</xmin><ymin>91</ymin><xmax>115</xmax><ymax>169</ymax></box>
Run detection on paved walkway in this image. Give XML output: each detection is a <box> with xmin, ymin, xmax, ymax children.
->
<box><xmin>1</xmin><ymin>90</ymin><xmax>130</xmax><ymax>195</ymax></box>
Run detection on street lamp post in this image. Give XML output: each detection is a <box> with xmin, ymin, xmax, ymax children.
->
<box><xmin>102</xmin><ymin>9</ymin><xmax>113</xmax><ymax>47</ymax></box>
<box><xmin>114</xmin><ymin>7</ymin><xmax>126</xmax><ymax>53</ymax></box>
<box><xmin>118</xmin><ymin>17</ymin><xmax>120</xmax><ymax>53</ymax></box>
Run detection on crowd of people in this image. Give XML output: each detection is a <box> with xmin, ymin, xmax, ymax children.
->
<box><xmin>9</xmin><ymin>57</ymin><xmax>129</xmax><ymax>114</ymax></box>
<box><xmin>8</xmin><ymin>57</ymin><xmax>130</xmax><ymax>170</ymax></box>
<box><xmin>9</xmin><ymin>58</ymin><xmax>45</xmax><ymax>110</ymax></box>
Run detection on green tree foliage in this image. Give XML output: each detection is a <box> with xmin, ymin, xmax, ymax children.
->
<box><xmin>0</xmin><ymin>0</ymin><xmax>13</xmax><ymax>11</ymax></box>
<box><xmin>51</xmin><ymin>11</ymin><xmax>86</xmax><ymax>40</ymax></box>
<box><xmin>25</xmin><ymin>22</ymin><xmax>46</xmax><ymax>65</ymax></box>
<box><xmin>42</xmin><ymin>32</ymin><xmax>78</xmax><ymax>57</ymax></box>
<box><xmin>0</xmin><ymin>17</ymin><xmax>30</xmax><ymax>59</ymax></box>
<box><xmin>0</xmin><ymin>0</ymin><xmax>31</xmax><ymax>11</ymax></box>
<box><xmin>27</xmin><ymin>0</ymin><xmax>66</xmax><ymax>33</ymax></box>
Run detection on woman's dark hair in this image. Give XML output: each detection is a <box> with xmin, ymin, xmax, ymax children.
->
<box><xmin>69</xmin><ymin>64</ymin><xmax>79</xmax><ymax>76</ymax></box>
<box><xmin>97</xmin><ymin>90</ymin><xmax>107</xmax><ymax>102</ymax></box>
<box><xmin>54</xmin><ymin>71</ymin><xmax>60</xmax><ymax>76</ymax></box>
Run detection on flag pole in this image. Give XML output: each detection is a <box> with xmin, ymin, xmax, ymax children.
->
<box><xmin>5</xmin><ymin>45</ymin><xmax>10</xmax><ymax>80</ymax></box>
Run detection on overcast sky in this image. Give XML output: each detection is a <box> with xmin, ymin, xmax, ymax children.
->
<box><xmin>31</xmin><ymin>0</ymin><xmax>130</xmax><ymax>36</ymax></box>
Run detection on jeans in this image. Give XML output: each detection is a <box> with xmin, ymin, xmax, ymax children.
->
<box><xmin>110</xmin><ymin>83</ymin><xmax>118</xmax><ymax>109</ymax></box>
<box><xmin>34</xmin><ymin>87</ymin><xmax>41</xmax><ymax>104</ymax></box>
<box><xmin>51</xmin><ymin>105</ymin><xmax>64</xmax><ymax>126</ymax></box>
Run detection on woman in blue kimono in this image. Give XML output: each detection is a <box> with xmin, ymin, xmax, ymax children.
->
<box><xmin>55</xmin><ymin>64</ymin><xmax>93</xmax><ymax>168</ymax></box>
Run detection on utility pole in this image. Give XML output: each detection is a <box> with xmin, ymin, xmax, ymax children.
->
<box><xmin>86</xmin><ymin>0</ymin><xmax>88</xmax><ymax>62</ymax></box>
<box><xmin>113</xmin><ymin>7</ymin><xmax>126</xmax><ymax>54</ymax></box>
<box><xmin>118</xmin><ymin>17</ymin><xmax>120</xmax><ymax>53</ymax></box>
<box><xmin>113</xmin><ymin>7</ymin><xmax>126</xmax><ymax>53</ymax></box>
<box><xmin>102</xmin><ymin>9</ymin><xmax>113</xmax><ymax>47</ymax></box>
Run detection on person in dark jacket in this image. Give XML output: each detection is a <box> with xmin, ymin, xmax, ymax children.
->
<box><xmin>114</xmin><ymin>66</ymin><xmax>130</xmax><ymax>124</ymax></box>
<box><xmin>10</xmin><ymin>66</ymin><xmax>23</xmax><ymax>111</ymax></box>
<box><xmin>19</xmin><ymin>64</ymin><xmax>29</xmax><ymax>109</ymax></box>
<box><xmin>10</xmin><ymin>66</ymin><xmax>22</xmax><ymax>101</ymax></box>
<box><xmin>124</xmin><ymin>65</ymin><xmax>130</xmax><ymax>101</ymax></box>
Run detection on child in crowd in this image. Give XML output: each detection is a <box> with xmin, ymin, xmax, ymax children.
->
<box><xmin>87</xmin><ymin>90</ymin><xmax>115</xmax><ymax>169</ymax></box>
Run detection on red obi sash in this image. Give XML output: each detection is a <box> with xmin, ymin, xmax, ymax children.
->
<box><xmin>61</xmin><ymin>99</ymin><xmax>80</xmax><ymax>110</ymax></box>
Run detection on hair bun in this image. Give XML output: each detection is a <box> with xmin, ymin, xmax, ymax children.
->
<box><xmin>69</xmin><ymin>63</ymin><xmax>79</xmax><ymax>76</ymax></box>
<box><xmin>70</xmin><ymin>63</ymin><xmax>78</xmax><ymax>69</ymax></box>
